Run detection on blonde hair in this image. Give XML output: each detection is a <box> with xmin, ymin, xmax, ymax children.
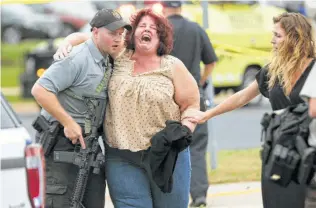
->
<box><xmin>268</xmin><ymin>12</ymin><xmax>316</xmax><ymax>95</ymax></box>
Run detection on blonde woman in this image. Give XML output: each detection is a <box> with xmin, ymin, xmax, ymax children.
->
<box><xmin>186</xmin><ymin>12</ymin><xmax>316</xmax><ymax>208</ymax></box>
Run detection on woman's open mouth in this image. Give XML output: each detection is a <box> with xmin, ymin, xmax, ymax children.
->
<box><xmin>141</xmin><ymin>34</ymin><xmax>151</xmax><ymax>42</ymax></box>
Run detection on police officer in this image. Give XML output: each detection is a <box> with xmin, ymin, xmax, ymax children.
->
<box><xmin>162</xmin><ymin>1</ymin><xmax>218</xmax><ymax>207</ymax></box>
<box><xmin>31</xmin><ymin>9</ymin><xmax>131</xmax><ymax>207</ymax></box>
<box><xmin>300</xmin><ymin>62</ymin><xmax>316</xmax><ymax>208</ymax></box>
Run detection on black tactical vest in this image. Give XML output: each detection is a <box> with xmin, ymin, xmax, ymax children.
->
<box><xmin>260</xmin><ymin>103</ymin><xmax>314</xmax><ymax>187</ymax></box>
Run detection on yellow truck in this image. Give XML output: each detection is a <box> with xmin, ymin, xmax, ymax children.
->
<box><xmin>179</xmin><ymin>1</ymin><xmax>285</xmax><ymax>104</ymax></box>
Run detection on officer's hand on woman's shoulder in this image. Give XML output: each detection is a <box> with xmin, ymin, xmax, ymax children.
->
<box><xmin>53</xmin><ymin>41</ymin><xmax>72</xmax><ymax>61</ymax></box>
<box><xmin>64</xmin><ymin>120</ymin><xmax>86</xmax><ymax>149</ymax></box>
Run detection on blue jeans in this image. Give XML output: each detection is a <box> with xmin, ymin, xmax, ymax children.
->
<box><xmin>106</xmin><ymin>146</ymin><xmax>191</xmax><ymax>208</ymax></box>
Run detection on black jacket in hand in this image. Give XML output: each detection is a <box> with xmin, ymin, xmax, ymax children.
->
<box><xmin>149</xmin><ymin>120</ymin><xmax>193</xmax><ymax>193</ymax></box>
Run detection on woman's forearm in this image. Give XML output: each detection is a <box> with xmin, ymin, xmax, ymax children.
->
<box><xmin>54</xmin><ymin>32</ymin><xmax>90</xmax><ymax>60</ymax></box>
<box><xmin>173</xmin><ymin>59</ymin><xmax>200</xmax><ymax>132</ymax></box>
<box><xmin>181</xmin><ymin>118</ymin><xmax>197</xmax><ymax>133</ymax></box>
<box><xmin>181</xmin><ymin>100</ymin><xmax>199</xmax><ymax>132</ymax></box>
<box><xmin>206</xmin><ymin>81</ymin><xmax>260</xmax><ymax>119</ymax></box>
<box><xmin>64</xmin><ymin>32</ymin><xmax>90</xmax><ymax>46</ymax></box>
<box><xmin>208</xmin><ymin>91</ymin><xmax>247</xmax><ymax>118</ymax></box>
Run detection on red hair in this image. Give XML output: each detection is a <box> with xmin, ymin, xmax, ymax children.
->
<box><xmin>125</xmin><ymin>8</ymin><xmax>173</xmax><ymax>56</ymax></box>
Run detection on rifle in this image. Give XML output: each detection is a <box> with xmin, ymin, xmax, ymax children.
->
<box><xmin>53</xmin><ymin>94</ymin><xmax>106</xmax><ymax>208</ymax></box>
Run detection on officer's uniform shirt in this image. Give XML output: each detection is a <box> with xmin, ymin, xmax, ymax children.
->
<box><xmin>300</xmin><ymin>62</ymin><xmax>316</xmax><ymax>147</ymax></box>
<box><xmin>37</xmin><ymin>38</ymin><xmax>108</xmax><ymax>125</ymax></box>
<box><xmin>167</xmin><ymin>14</ymin><xmax>218</xmax><ymax>86</ymax></box>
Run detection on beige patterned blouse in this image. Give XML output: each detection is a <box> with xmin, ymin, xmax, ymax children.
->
<box><xmin>104</xmin><ymin>49</ymin><xmax>181</xmax><ymax>152</ymax></box>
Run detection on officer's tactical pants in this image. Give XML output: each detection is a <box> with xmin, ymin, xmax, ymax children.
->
<box><xmin>36</xmin><ymin>133</ymin><xmax>106</xmax><ymax>208</ymax></box>
<box><xmin>305</xmin><ymin>173</ymin><xmax>316</xmax><ymax>208</ymax></box>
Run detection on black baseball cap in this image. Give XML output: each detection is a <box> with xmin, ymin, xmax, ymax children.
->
<box><xmin>162</xmin><ymin>1</ymin><xmax>182</xmax><ymax>8</ymax></box>
<box><xmin>90</xmin><ymin>9</ymin><xmax>132</xmax><ymax>31</ymax></box>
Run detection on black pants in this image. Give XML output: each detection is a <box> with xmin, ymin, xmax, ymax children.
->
<box><xmin>190</xmin><ymin>97</ymin><xmax>209</xmax><ymax>200</ymax></box>
<box><xmin>36</xmin><ymin>132</ymin><xmax>106</xmax><ymax>208</ymax></box>
<box><xmin>261</xmin><ymin>162</ymin><xmax>306</xmax><ymax>208</ymax></box>
<box><xmin>305</xmin><ymin>173</ymin><xmax>316</xmax><ymax>208</ymax></box>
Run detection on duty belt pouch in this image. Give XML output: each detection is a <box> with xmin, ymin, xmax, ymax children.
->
<box><xmin>261</xmin><ymin>142</ymin><xmax>272</xmax><ymax>164</ymax></box>
<box><xmin>260</xmin><ymin>113</ymin><xmax>277</xmax><ymax>164</ymax></box>
<box><xmin>297</xmin><ymin>147</ymin><xmax>315</xmax><ymax>185</ymax></box>
<box><xmin>264</xmin><ymin>141</ymin><xmax>300</xmax><ymax>187</ymax></box>
<box><xmin>32</xmin><ymin>115</ymin><xmax>61</xmax><ymax>156</ymax></box>
<box><xmin>295</xmin><ymin>126</ymin><xmax>316</xmax><ymax>185</ymax></box>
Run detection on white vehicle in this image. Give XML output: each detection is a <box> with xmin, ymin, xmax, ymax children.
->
<box><xmin>0</xmin><ymin>93</ymin><xmax>45</xmax><ymax>208</ymax></box>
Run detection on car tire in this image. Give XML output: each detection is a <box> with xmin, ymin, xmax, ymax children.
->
<box><xmin>2</xmin><ymin>27</ymin><xmax>22</xmax><ymax>44</ymax></box>
<box><xmin>214</xmin><ymin>87</ymin><xmax>222</xmax><ymax>96</ymax></box>
<box><xmin>238</xmin><ymin>67</ymin><xmax>263</xmax><ymax>106</ymax></box>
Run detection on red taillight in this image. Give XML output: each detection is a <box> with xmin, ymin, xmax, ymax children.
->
<box><xmin>25</xmin><ymin>144</ymin><xmax>46</xmax><ymax>208</ymax></box>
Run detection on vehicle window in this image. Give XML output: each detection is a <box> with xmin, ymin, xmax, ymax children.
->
<box><xmin>47</xmin><ymin>2</ymin><xmax>97</xmax><ymax>19</ymax></box>
<box><xmin>1</xmin><ymin>105</ymin><xmax>16</xmax><ymax>129</ymax></box>
<box><xmin>27</xmin><ymin>4</ymin><xmax>46</xmax><ymax>13</ymax></box>
<box><xmin>118</xmin><ymin>1</ymin><xmax>138</xmax><ymax>5</ymax></box>
<box><xmin>182</xmin><ymin>0</ymin><xmax>256</xmax><ymax>5</ymax></box>
<box><xmin>0</xmin><ymin>94</ymin><xmax>21</xmax><ymax>129</ymax></box>
<box><xmin>93</xmin><ymin>1</ymin><xmax>139</xmax><ymax>10</ymax></box>
<box><xmin>1</xmin><ymin>8</ymin><xmax>12</xmax><ymax>23</ymax></box>
<box><xmin>2</xmin><ymin>4</ymin><xmax>34</xmax><ymax>16</ymax></box>
<box><xmin>92</xmin><ymin>1</ymin><xmax>119</xmax><ymax>10</ymax></box>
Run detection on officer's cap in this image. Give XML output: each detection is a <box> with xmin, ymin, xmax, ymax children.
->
<box><xmin>90</xmin><ymin>9</ymin><xmax>132</xmax><ymax>32</ymax></box>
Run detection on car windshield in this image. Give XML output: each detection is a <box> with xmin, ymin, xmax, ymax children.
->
<box><xmin>1</xmin><ymin>105</ymin><xmax>16</xmax><ymax>129</ymax></box>
<box><xmin>92</xmin><ymin>1</ymin><xmax>138</xmax><ymax>8</ymax></box>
